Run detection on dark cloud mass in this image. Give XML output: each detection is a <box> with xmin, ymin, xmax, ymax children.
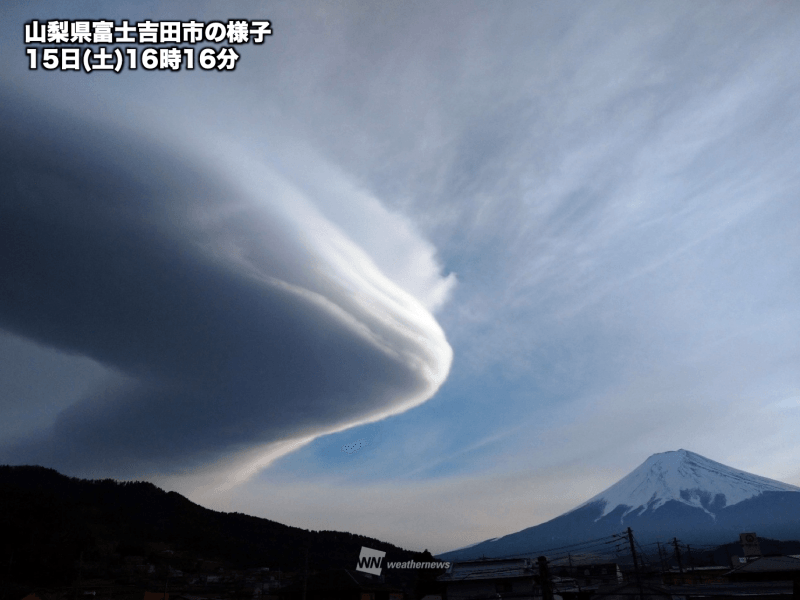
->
<box><xmin>0</xmin><ymin>91</ymin><xmax>451</xmax><ymax>477</ymax></box>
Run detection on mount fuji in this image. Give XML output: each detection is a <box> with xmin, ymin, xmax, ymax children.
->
<box><xmin>439</xmin><ymin>450</ymin><xmax>800</xmax><ymax>560</ymax></box>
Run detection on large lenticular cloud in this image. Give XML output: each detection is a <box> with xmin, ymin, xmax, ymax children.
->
<box><xmin>0</xmin><ymin>91</ymin><xmax>452</xmax><ymax>479</ymax></box>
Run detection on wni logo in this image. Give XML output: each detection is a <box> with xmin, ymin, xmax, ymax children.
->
<box><xmin>356</xmin><ymin>546</ymin><xmax>386</xmax><ymax>576</ymax></box>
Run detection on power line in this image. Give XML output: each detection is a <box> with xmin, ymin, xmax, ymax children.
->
<box><xmin>476</xmin><ymin>533</ymin><xmax>624</xmax><ymax>562</ymax></box>
<box><xmin>448</xmin><ymin>533</ymin><xmax>630</xmax><ymax>566</ymax></box>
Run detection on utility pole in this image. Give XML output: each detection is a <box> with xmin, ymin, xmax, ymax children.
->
<box><xmin>73</xmin><ymin>551</ymin><xmax>83</xmax><ymax>600</ymax></box>
<box><xmin>627</xmin><ymin>528</ymin><xmax>644</xmax><ymax>600</ymax></box>
<box><xmin>672</xmin><ymin>538</ymin><xmax>684</xmax><ymax>576</ymax></box>
<box><xmin>1</xmin><ymin>553</ymin><xmax>14</xmax><ymax>600</ymax></box>
<box><xmin>164</xmin><ymin>565</ymin><xmax>169</xmax><ymax>600</ymax></box>
<box><xmin>537</xmin><ymin>556</ymin><xmax>553</xmax><ymax>600</ymax></box>
<box><xmin>686</xmin><ymin>545</ymin><xmax>694</xmax><ymax>572</ymax></box>
<box><xmin>568</xmin><ymin>552</ymin><xmax>582</xmax><ymax>593</ymax></box>
<box><xmin>302</xmin><ymin>548</ymin><xmax>308</xmax><ymax>600</ymax></box>
<box><xmin>657</xmin><ymin>542</ymin><xmax>666</xmax><ymax>573</ymax></box>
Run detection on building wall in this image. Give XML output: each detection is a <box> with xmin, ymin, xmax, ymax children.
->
<box><xmin>446</xmin><ymin>577</ymin><xmax>536</xmax><ymax>600</ymax></box>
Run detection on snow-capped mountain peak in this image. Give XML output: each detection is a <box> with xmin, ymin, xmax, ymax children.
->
<box><xmin>578</xmin><ymin>449</ymin><xmax>800</xmax><ymax>519</ymax></box>
<box><xmin>440</xmin><ymin>449</ymin><xmax>800</xmax><ymax>561</ymax></box>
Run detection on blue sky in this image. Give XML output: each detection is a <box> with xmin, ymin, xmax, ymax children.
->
<box><xmin>1</xmin><ymin>1</ymin><xmax>799</xmax><ymax>554</ymax></box>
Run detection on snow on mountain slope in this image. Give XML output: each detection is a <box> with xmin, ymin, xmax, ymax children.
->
<box><xmin>439</xmin><ymin>449</ymin><xmax>800</xmax><ymax>560</ymax></box>
<box><xmin>576</xmin><ymin>449</ymin><xmax>800</xmax><ymax>519</ymax></box>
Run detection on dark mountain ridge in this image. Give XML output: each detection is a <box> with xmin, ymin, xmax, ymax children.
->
<box><xmin>0</xmin><ymin>465</ymin><xmax>440</xmax><ymax>587</ymax></box>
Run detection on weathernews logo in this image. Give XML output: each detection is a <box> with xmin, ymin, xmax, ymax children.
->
<box><xmin>355</xmin><ymin>546</ymin><xmax>451</xmax><ymax>576</ymax></box>
<box><xmin>356</xmin><ymin>546</ymin><xmax>386</xmax><ymax>575</ymax></box>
